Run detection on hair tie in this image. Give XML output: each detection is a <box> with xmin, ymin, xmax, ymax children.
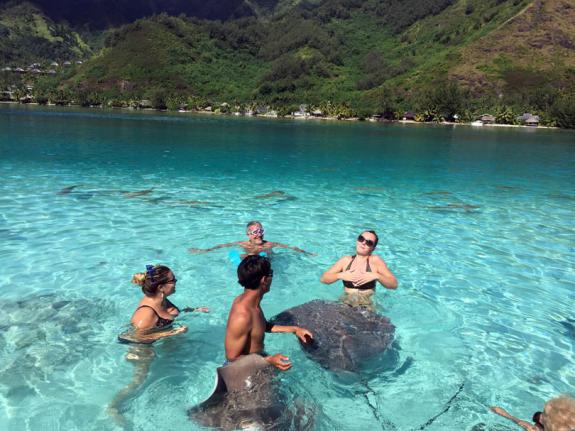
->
<box><xmin>146</xmin><ymin>265</ymin><xmax>155</xmax><ymax>279</ymax></box>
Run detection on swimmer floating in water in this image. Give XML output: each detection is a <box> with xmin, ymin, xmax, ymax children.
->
<box><xmin>320</xmin><ymin>230</ymin><xmax>397</xmax><ymax>308</ymax></box>
<box><xmin>188</xmin><ymin>220</ymin><xmax>315</xmax><ymax>258</ymax></box>
<box><xmin>490</xmin><ymin>395</ymin><xmax>575</xmax><ymax>430</ymax></box>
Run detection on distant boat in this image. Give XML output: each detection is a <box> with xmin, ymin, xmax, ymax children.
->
<box><xmin>471</xmin><ymin>120</ymin><xmax>484</xmax><ymax>126</ymax></box>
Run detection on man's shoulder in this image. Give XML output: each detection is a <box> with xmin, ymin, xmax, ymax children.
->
<box><xmin>229</xmin><ymin>299</ymin><xmax>253</xmax><ymax>319</ymax></box>
<box><xmin>228</xmin><ymin>303</ymin><xmax>254</xmax><ymax>332</ymax></box>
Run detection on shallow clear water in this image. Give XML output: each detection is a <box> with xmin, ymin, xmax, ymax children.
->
<box><xmin>0</xmin><ymin>104</ymin><xmax>574</xmax><ymax>431</ymax></box>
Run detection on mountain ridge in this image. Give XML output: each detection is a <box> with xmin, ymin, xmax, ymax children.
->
<box><xmin>1</xmin><ymin>0</ymin><xmax>573</xmax><ymax>126</ymax></box>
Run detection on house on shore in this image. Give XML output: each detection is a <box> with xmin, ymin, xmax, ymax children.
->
<box><xmin>1</xmin><ymin>90</ymin><xmax>14</xmax><ymax>101</ymax></box>
<box><xmin>138</xmin><ymin>99</ymin><xmax>153</xmax><ymax>109</ymax></box>
<box><xmin>293</xmin><ymin>104</ymin><xmax>309</xmax><ymax>118</ymax></box>
<box><xmin>256</xmin><ymin>105</ymin><xmax>276</xmax><ymax>116</ymax></box>
<box><xmin>219</xmin><ymin>102</ymin><xmax>230</xmax><ymax>113</ymax></box>
<box><xmin>255</xmin><ymin>105</ymin><xmax>267</xmax><ymax>115</ymax></box>
<box><xmin>402</xmin><ymin>111</ymin><xmax>416</xmax><ymax>121</ymax></box>
<box><xmin>517</xmin><ymin>113</ymin><xmax>540</xmax><ymax>127</ymax></box>
<box><xmin>480</xmin><ymin>114</ymin><xmax>496</xmax><ymax>124</ymax></box>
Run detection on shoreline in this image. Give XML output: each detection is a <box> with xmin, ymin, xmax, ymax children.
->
<box><xmin>0</xmin><ymin>101</ymin><xmax>557</xmax><ymax>129</ymax></box>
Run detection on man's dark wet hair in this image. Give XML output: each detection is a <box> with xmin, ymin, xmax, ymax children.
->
<box><xmin>237</xmin><ymin>255</ymin><xmax>272</xmax><ymax>290</ymax></box>
<box><xmin>366</xmin><ymin>230</ymin><xmax>379</xmax><ymax>248</ymax></box>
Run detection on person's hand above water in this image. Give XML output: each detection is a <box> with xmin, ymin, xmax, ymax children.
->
<box><xmin>188</xmin><ymin>248</ymin><xmax>207</xmax><ymax>254</ymax></box>
<box><xmin>265</xmin><ymin>353</ymin><xmax>292</xmax><ymax>371</ymax></box>
<box><xmin>489</xmin><ymin>405</ymin><xmax>540</xmax><ymax>430</ymax></box>
<box><xmin>490</xmin><ymin>406</ymin><xmax>511</xmax><ymax>417</ymax></box>
<box><xmin>294</xmin><ymin>327</ymin><xmax>313</xmax><ymax>343</ymax></box>
<box><xmin>130</xmin><ymin>325</ymin><xmax>188</xmax><ymax>343</ymax></box>
<box><xmin>352</xmin><ymin>271</ymin><xmax>378</xmax><ymax>286</ymax></box>
<box><xmin>182</xmin><ymin>306</ymin><xmax>210</xmax><ymax>313</ymax></box>
<box><xmin>170</xmin><ymin>325</ymin><xmax>188</xmax><ymax>335</ymax></box>
<box><xmin>337</xmin><ymin>270</ymin><xmax>355</xmax><ymax>282</ymax></box>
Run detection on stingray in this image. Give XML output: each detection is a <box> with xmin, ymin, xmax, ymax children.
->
<box><xmin>0</xmin><ymin>294</ymin><xmax>113</xmax><ymax>408</ymax></box>
<box><xmin>176</xmin><ymin>200</ymin><xmax>211</xmax><ymax>206</ymax></box>
<box><xmin>426</xmin><ymin>203</ymin><xmax>481</xmax><ymax>213</ymax></box>
<box><xmin>255</xmin><ymin>191</ymin><xmax>286</xmax><ymax>199</ymax></box>
<box><xmin>354</xmin><ymin>186</ymin><xmax>387</xmax><ymax>192</ymax></box>
<box><xmin>121</xmin><ymin>188</ymin><xmax>154</xmax><ymax>198</ymax></box>
<box><xmin>270</xmin><ymin>300</ymin><xmax>395</xmax><ymax>372</ymax></box>
<box><xmin>189</xmin><ymin>354</ymin><xmax>314</xmax><ymax>430</ymax></box>
<box><xmin>56</xmin><ymin>185</ymin><xmax>81</xmax><ymax>195</ymax></box>
<box><xmin>254</xmin><ymin>191</ymin><xmax>298</xmax><ymax>205</ymax></box>
<box><xmin>144</xmin><ymin>196</ymin><xmax>171</xmax><ymax>204</ymax></box>
<box><xmin>560</xmin><ymin>318</ymin><xmax>575</xmax><ymax>340</ymax></box>
<box><xmin>495</xmin><ymin>185</ymin><xmax>521</xmax><ymax>191</ymax></box>
<box><xmin>55</xmin><ymin>185</ymin><xmax>121</xmax><ymax>200</ymax></box>
<box><xmin>422</xmin><ymin>191</ymin><xmax>451</xmax><ymax>196</ymax></box>
<box><xmin>548</xmin><ymin>192</ymin><xmax>575</xmax><ymax>201</ymax></box>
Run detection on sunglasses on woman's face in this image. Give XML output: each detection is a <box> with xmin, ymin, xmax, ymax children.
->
<box><xmin>249</xmin><ymin>228</ymin><xmax>264</xmax><ymax>236</ymax></box>
<box><xmin>166</xmin><ymin>278</ymin><xmax>178</xmax><ymax>284</ymax></box>
<box><xmin>357</xmin><ymin>234</ymin><xmax>375</xmax><ymax>248</ymax></box>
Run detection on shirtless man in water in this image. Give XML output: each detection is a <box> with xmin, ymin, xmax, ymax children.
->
<box><xmin>225</xmin><ymin>255</ymin><xmax>313</xmax><ymax>370</ymax></box>
<box><xmin>189</xmin><ymin>221</ymin><xmax>314</xmax><ymax>257</ymax></box>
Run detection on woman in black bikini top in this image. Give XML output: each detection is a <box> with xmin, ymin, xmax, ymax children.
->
<box><xmin>129</xmin><ymin>264</ymin><xmax>209</xmax><ymax>340</ymax></box>
<box><xmin>342</xmin><ymin>256</ymin><xmax>377</xmax><ymax>290</ymax></box>
<box><xmin>134</xmin><ymin>299</ymin><xmax>178</xmax><ymax>328</ymax></box>
<box><xmin>320</xmin><ymin>230</ymin><xmax>398</xmax><ymax>293</ymax></box>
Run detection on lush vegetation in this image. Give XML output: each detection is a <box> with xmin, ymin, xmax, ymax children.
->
<box><xmin>1</xmin><ymin>0</ymin><xmax>574</xmax><ymax>128</ymax></box>
<box><xmin>0</xmin><ymin>1</ymin><xmax>91</xmax><ymax>64</ymax></box>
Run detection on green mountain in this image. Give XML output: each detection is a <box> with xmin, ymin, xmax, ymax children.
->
<box><xmin>0</xmin><ymin>1</ymin><xmax>91</xmax><ymax>64</ymax></box>
<box><xmin>2</xmin><ymin>0</ymin><xmax>574</xmax><ymax>126</ymax></box>
<box><xmin>0</xmin><ymin>0</ymin><xmax>286</xmax><ymax>28</ymax></box>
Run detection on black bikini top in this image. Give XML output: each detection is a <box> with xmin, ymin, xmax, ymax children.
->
<box><xmin>136</xmin><ymin>300</ymin><xmax>179</xmax><ymax>328</ymax></box>
<box><xmin>342</xmin><ymin>255</ymin><xmax>376</xmax><ymax>290</ymax></box>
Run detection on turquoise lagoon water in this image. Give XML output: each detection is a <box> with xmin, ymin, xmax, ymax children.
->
<box><xmin>0</xmin><ymin>104</ymin><xmax>574</xmax><ymax>431</ymax></box>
